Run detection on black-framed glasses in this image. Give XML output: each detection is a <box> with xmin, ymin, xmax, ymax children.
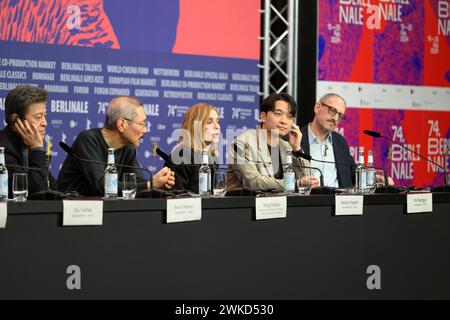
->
<box><xmin>320</xmin><ymin>102</ymin><xmax>346</xmax><ymax>121</ymax></box>
<box><xmin>122</xmin><ymin>117</ymin><xmax>147</xmax><ymax>129</ymax></box>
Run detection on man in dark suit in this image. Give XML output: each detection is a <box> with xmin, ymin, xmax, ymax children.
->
<box><xmin>300</xmin><ymin>93</ymin><xmax>356</xmax><ymax>188</ymax></box>
<box><xmin>0</xmin><ymin>85</ymin><xmax>56</xmax><ymax>197</ymax></box>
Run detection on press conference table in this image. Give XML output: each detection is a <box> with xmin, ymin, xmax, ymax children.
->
<box><xmin>1</xmin><ymin>193</ymin><xmax>449</xmax><ymax>300</ymax></box>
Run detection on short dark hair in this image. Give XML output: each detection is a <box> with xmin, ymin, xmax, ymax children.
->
<box><xmin>5</xmin><ymin>85</ymin><xmax>48</xmax><ymax>124</ymax></box>
<box><xmin>260</xmin><ymin>92</ymin><xmax>296</xmax><ymax>117</ymax></box>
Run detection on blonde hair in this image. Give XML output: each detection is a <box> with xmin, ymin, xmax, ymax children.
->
<box><xmin>180</xmin><ymin>103</ymin><xmax>219</xmax><ymax>156</ymax></box>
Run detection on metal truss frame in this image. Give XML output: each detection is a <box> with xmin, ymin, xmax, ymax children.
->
<box><xmin>260</xmin><ymin>0</ymin><xmax>298</xmax><ymax>100</ymax></box>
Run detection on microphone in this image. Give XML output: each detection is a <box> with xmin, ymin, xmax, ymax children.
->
<box><xmin>294</xmin><ymin>151</ymin><xmax>357</xmax><ymax>192</ymax></box>
<box><xmin>295</xmin><ymin>149</ymin><xmax>397</xmax><ymax>193</ymax></box>
<box><xmin>5</xmin><ymin>163</ymin><xmax>44</xmax><ymax>172</ymax></box>
<box><xmin>363</xmin><ymin>130</ymin><xmax>449</xmax><ymax>191</ymax></box>
<box><xmin>59</xmin><ymin>141</ymin><xmax>157</xmax><ymax>195</ymax></box>
<box><xmin>59</xmin><ymin>141</ymin><xmax>152</xmax><ymax>175</ymax></box>
<box><xmin>232</xmin><ymin>143</ymin><xmax>327</xmax><ymax>192</ymax></box>
<box><xmin>363</xmin><ymin>130</ymin><xmax>381</xmax><ymax>138</ymax></box>
<box><xmin>295</xmin><ymin>150</ymin><xmax>356</xmax><ymax>169</ymax></box>
<box><xmin>156</xmin><ymin>148</ymin><xmax>171</xmax><ymax>163</ymax></box>
<box><xmin>294</xmin><ymin>151</ymin><xmax>312</xmax><ymax>161</ymax></box>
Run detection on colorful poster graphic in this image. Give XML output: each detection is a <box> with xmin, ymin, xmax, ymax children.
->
<box><xmin>318</xmin><ymin>0</ymin><xmax>450</xmax><ymax>187</ymax></box>
<box><xmin>0</xmin><ymin>0</ymin><xmax>261</xmax><ymax>176</ymax></box>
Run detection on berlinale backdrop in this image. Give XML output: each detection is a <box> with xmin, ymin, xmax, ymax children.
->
<box><xmin>317</xmin><ymin>0</ymin><xmax>450</xmax><ymax>188</ymax></box>
<box><xmin>1</xmin><ymin>1</ymin><xmax>449</xmax><ymax>188</ymax></box>
<box><xmin>0</xmin><ymin>0</ymin><xmax>261</xmax><ymax>177</ymax></box>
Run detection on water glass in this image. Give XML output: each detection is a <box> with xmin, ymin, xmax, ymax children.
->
<box><xmin>122</xmin><ymin>173</ymin><xmax>137</xmax><ymax>199</ymax></box>
<box><xmin>213</xmin><ymin>171</ymin><xmax>227</xmax><ymax>197</ymax></box>
<box><xmin>13</xmin><ymin>173</ymin><xmax>28</xmax><ymax>202</ymax></box>
<box><xmin>374</xmin><ymin>169</ymin><xmax>386</xmax><ymax>189</ymax></box>
<box><xmin>297</xmin><ymin>168</ymin><xmax>312</xmax><ymax>195</ymax></box>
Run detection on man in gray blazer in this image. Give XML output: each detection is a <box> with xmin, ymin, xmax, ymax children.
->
<box><xmin>227</xmin><ymin>93</ymin><xmax>319</xmax><ymax>192</ymax></box>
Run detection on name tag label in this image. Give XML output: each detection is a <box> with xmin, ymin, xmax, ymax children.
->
<box><xmin>255</xmin><ymin>196</ymin><xmax>287</xmax><ymax>220</ymax></box>
<box><xmin>166</xmin><ymin>198</ymin><xmax>202</xmax><ymax>223</ymax></box>
<box><xmin>407</xmin><ymin>193</ymin><xmax>433</xmax><ymax>214</ymax></box>
<box><xmin>335</xmin><ymin>195</ymin><xmax>364</xmax><ymax>216</ymax></box>
<box><xmin>63</xmin><ymin>200</ymin><xmax>103</xmax><ymax>226</ymax></box>
<box><xmin>0</xmin><ymin>202</ymin><xmax>6</xmax><ymax>228</ymax></box>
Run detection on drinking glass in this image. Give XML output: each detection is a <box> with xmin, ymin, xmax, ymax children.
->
<box><xmin>122</xmin><ymin>173</ymin><xmax>137</xmax><ymax>199</ymax></box>
<box><xmin>13</xmin><ymin>173</ymin><xmax>28</xmax><ymax>202</ymax></box>
<box><xmin>374</xmin><ymin>169</ymin><xmax>386</xmax><ymax>191</ymax></box>
<box><xmin>297</xmin><ymin>167</ymin><xmax>312</xmax><ymax>195</ymax></box>
<box><xmin>213</xmin><ymin>171</ymin><xmax>227</xmax><ymax>197</ymax></box>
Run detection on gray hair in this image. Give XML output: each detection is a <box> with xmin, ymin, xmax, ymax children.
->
<box><xmin>103</xmin><ymin>96</ymin><xmax>143</xmax><ymax>130</ymax></box>
<box><xmin>318</xmin><ymin>93</ymin><xmax>346</xmax><ymax>107</ymax></box>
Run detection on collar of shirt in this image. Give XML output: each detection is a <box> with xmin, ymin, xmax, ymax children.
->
<box><xmin>308</xmin><ymin>124</ymin><xmax>333</xmax><ymax>146</ymax></box>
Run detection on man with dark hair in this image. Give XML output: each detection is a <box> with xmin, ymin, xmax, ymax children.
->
<box><xmin>227</xmin><ymin>92</ymin><xmax>319</xmax><ymax>192</ymax></box>
<box><xmin>0</xmin><ymin>85</ymin><xmax>57</xmax><ymax>197</ymax></box>
<box><xmin>57</xmin><ymin>96</ymin><xmax>175</xmax><ymax>196</ymax></box>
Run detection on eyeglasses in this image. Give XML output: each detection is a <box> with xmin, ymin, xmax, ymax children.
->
<box><xmin>320</xmin><ymin>102</ymin><xmax>346</xmax><ymax>121</ymax></box>
<box><xmin>122</xmin><ymin>118</ymin><xmax>147</xmax><ymax>129</ymax></box>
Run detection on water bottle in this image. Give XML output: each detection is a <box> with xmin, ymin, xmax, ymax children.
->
<box><xmin>0</xmin><ymin>147</ymin><xmax>8</xmax><ymax>199</ymax></box>
<box><xmin>283</xmin><ymin>150</ymin><xmax>296</xmax><ymax>194</ymax></box>
<box><xmin>104</xmin><ymin>148</ymin><xmax>118</xmax><ymax>199</ymax></box>
<box><xmin>366</xmin><ymin>150</ymin><xmax>376</xmax><ymax>192</ymax></box>
<box><xmin>198</xmin><ymin>150</ymin><xmax>211</xmax><ymax>196</ymax></box>
<box><xmin>355</xmin><ymin>147</ymin><xmax>367</xmax><ymax>193</ymax></box>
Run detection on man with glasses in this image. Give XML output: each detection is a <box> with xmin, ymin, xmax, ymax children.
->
<box><xmin>57</xmin><ymin>96</ymin><xmax>175</xmax><ymax>196</ymax></box>
<box><xmin>300</xmin><ymin>93</ymin><xmax>355</xmax><ymax>188</ymax></box>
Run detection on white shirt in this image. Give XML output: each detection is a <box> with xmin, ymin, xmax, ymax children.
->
<box><xmin>308</xmin><ymin>125</ymin><xmax>339</xmax><ymax>187</ymax></box>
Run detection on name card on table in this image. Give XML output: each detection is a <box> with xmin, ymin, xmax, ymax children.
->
<box><xmin>166</xmin><ymin>198</ymin><xmax>202</xmax><ymax>223</ymax></box>
<box><xmin>63</xmin><ymin>200</ymin><xmax>103</xmax><ymax>226</ymax></box>
<box><xmin>255</xmin><ymin>196</ymin><xmax>287</xmax><ymax>220</ymax></box>
<box><xmin>0</xmin><ymin>202</ymin><xmax>6</xmax><ymax>228</ymax></box>
<box><xmin>407</xmin><ymin>193</ymin><xmax>433</xmax><ymax>214</ymax></box>
<box><xmin>335</xmin><ymin>195</ymin><xmax>364</xmax><ymax>216</ymax></box>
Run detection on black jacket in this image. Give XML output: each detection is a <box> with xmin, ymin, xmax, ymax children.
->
<box><xmin>165</xmin><ymin>144</ymin><xmax>218</xmax><ymax>194</ymax></box>
<box><xmin>0</xmin><ymin>125</ymin><xmax>57</xmax><ymax>197</ymax></box>
<box><xmin>57</xmin><ymin>128</ymin><xmax>148</xmax><ymax>196</ymax></box>
<box><xmin>301</xmin><ymin>125</ymin><xmax>356</xmax><ymax>188</ymax></box>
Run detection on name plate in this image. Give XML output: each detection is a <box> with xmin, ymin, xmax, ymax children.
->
<box><xmin>63</xmin><ymin>200</ymin><xmax>103</xmax><ymax>226</ymax></box>
<box><xmin>166</xmin><ymin>198</ymin><xmax>202</xmax><ymax>223</ymax></box>
<box><xmin>335</xmin><ymin>195</ymin><xmax>364</xmax><ymax>216</ymax></box>
<box><xmin>255</xmin><ymin>196</ymin><xmax>287</xmax><ymax>220</ymax></box>
<box><xmin>407</xmin><ymin>193</ymin><xmax>433</xmax><ymax>214</ymax></box>
<box><xmin>0</xmin><ymin>202</ymin><xmax>6</xmax><ymax>228</ymax></box>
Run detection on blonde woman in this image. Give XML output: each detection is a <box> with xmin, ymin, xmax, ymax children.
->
<box><xmin>166</xmin><ymin>103</ymin><xmax>221</xmax><ymax>193</ymax></box>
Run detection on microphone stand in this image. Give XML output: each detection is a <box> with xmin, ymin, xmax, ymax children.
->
<box><xmin>59</xmin><ymin>141</ymin><xmax>163</xmax><ymax>198</ymax></box>
<box><xmin>230</xmin><ymin>144</ymin><xmax>332</xmax><ymax>194</ymax></box>
<box><xmin>5</xmin><ymin>164</ymin><xmax>66</xmax><ymax>200</ymax></box>
<box><xmin>364</xmin><ymin>130</ymin><xmax>449</xmax><ymax>192</ymax></box>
